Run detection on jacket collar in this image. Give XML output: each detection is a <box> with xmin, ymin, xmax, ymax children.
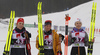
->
<box><xmin>15</xmin><ymin>27</ymin><xmax>26</xmax><ymax>33</ymax></box>
<box><xmin>44</xmin><ymin>29</ymin><xmax>52</xmax><ymax>35</ymax></box>
<box><xmin>73</xmin><ymin>27</ymin><xmax>83</xmax><ymax>32</ymax></box>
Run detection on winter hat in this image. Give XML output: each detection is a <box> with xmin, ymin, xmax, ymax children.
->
<box><xmin>75</xmin><ymin>18</ymin><xmax>81</xmax><ymax>24</ymax></box>
<box><xmin>17</xmin><ymin>18</ymin><xmax>24</xmax><ymax>24</ymax></box>
<box><xmin>44</xmin><ymin>20</ymin><xmax>52</xmax><ymax>26</ymax></box>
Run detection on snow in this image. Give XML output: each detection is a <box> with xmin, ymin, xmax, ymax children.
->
<box><xmin>0</xmin><ymin>0</ymin><xmax>100</xmax><ymax>55</ymax></box>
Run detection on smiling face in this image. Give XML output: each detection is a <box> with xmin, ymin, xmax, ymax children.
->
<box><xmin>16</xmin><ymin>22</ymin><xmax>24</xmax><ymax>30</ymax></box>
<box><xmin>75</xmin><ymin>21</ymin><xmax>82</xmax><ymax>29</ymax></box>
<box><xmin>44</xmin><ymin>25</ymin><xmax>51</xmax><ymax>32</ymax></box>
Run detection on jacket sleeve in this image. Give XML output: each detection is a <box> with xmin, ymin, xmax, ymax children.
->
<box><xmin>36</xmin><ymin>35</ymin><xmax>39</xmax><ymax>50</ymax></box>
<box><xmin>68</xmin><ymin>32</ymin><xmax>72</xmax><ymax>46</ymax></box>
<box><xmin>55</xmin><ymin>32</ymin><xmax>62</xmax><ymax>52</ymax></box>
<box><xmin>84</xmin><ymin>32</ymin><xmax>89</xmax><ymax>46</ymax></box>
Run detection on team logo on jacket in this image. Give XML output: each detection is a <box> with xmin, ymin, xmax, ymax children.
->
<box><xmin>45</xmin><ymin>35</ymin><xmax>49</xmax><ymax>39</ymax></box>
<box><xmin>75</xmin><ymin>32</ymin><xmax>79</xmax><ymax>36</ymax></box>
<box><xmin>16</xmin><ymin>34</ymin><xmax>21</xmax><ymax>38</ymax></box>
<box><xmin>44</xmin><ymin>35</ymin><xmax>53</xmax><ymax>46</ymax></box>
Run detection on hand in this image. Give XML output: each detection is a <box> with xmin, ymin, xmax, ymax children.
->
<box><xmin>64</xmin><ymin>37</ymin><xmax>69</xmax><ymax>45</ymax></box>
<box><xmin>64</xmin><ymin>39</ymin><xmax>67</xmax><ymax>44</ymax></box>
<box><xmin>92</xmin><ymin>37</ymin><xmax>95</xmax><ymax>42</ymax></box>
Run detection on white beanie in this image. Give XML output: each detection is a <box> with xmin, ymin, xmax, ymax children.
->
<box><xmin>75</xmin><ymin>18</ymin><xmax>82</xmax><ymax>23</ymax></box>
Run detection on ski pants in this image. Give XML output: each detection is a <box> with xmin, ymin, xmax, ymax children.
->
<box><xmin>10</xmin><ymin>48</ymin><xmax>26</xmax><ymax>55</ymax></box>
<box><xmin>71</xmin><ymin>47</ymin><xmax>86</xmax><ymax>55</ymax></box>
<box><xmin>44</xmin><ymin>49</ymin><xmax>54</xmax><ymax>55</ymax></box>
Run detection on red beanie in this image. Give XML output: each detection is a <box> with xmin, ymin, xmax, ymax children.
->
<box><xmin>45</xmin><ymin>20</ymin><xmax>52</xmax><ymax>26</ymax></box>
<box><xmin>17</xmin><ymin>18</ymin><xmax>24</xmax><ymax>24</ymax></box>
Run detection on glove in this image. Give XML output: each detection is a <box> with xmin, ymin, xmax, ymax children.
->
<box><xmin>3</xmin><ymin>52</ymin><xmax>6</xmax><ymax>55</ymax></box>
<box><xmin>72</xmin><ymin>37</ymin><xmax>76</xmax><ymax>43</ymax></box>
<box><xmin>57</xmin><ymin>51</ymin><xmax>62</xmax><ymax>55</ymax></box>
<box><xmin>38</xmin><ymin>46</ymin><xmax>44</xmax><ymax>53</ymax></box>
<box><xmin>3</xmin><ymin>51</ymin><xmax>9</xmax><ymax>55</ymax></box>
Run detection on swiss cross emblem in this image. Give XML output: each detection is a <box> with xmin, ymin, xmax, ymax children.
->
<box><xmin>45</xmin><ymin>35</ymin><xmax>49</xmax><ymax>39</ymax></box>
<box><xmin>16</xmin><ymin>34</ymin><xmax>21</xmax><ymax>38</ymax></box>
<box><xmin>75</xmin><ymin>32</ymin><xmax>79</xmax><ymax>36</ymax></box>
